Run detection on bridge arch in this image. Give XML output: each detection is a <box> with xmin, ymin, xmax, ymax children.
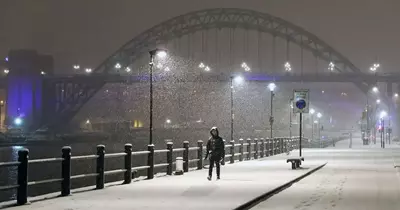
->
<box><xmin>96</xmin><ymin>8</ymin><xmax>362</xmax><ymax>76</ymax></box>
<box><xmin>50</xmin><ymin>8</ymin><xmax>373</xmax><ymax>130</ymax></box>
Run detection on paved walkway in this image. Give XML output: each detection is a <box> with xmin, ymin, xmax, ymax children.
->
<box><xmin>252</xmin><ymin>137</ymin><xmax>400</xmax><ymax>210</ymax></box>
<box><xmin>1</xmin><ymin>152</ymin><xmax>324</xmax><ymax>210</ymax></box>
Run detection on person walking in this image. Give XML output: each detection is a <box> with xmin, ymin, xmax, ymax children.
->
<box><xmin>205</xmin><ymin>127</ymin><xmax>225</xmax><ymax>180</ymax></box>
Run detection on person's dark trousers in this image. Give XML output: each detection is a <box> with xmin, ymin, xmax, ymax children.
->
<box><xmin>208</xmin><ymin>155</ymin><xmax>221</xmax><ymax>177</ymax></box>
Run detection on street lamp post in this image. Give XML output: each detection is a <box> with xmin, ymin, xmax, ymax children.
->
<box><xmin>230</xmin><ymin>76</ymin><xmax>244</xmax><ymax>142</ymax></box>
<box><xmin>310</xmin><ymin>109</ymin><xmax>315</xmax><ymax>142</ymax></box>
<box><xmin>148</xmin><ymin>49</ymin><xmax>167</xmax><ymax>145</ymax></box>
<box><xmin>0</xmin><ymin>100</ymin><xmax>4</xmax><ymax>130</ymax></box>
<box><xmin>289</xmin><ymin>99</ymin><xmax>293</xmax><ymax>138</ymax></box>
<box><xmin>230</xmin><ymin>76</ymin><xmax>234</xmax><ymax>142</ymax></box>
<box><xmin>317</xmin><ymin>112</ymin><xmax>322</xmax><ymax>148</ymax></box>
<box><xmin>380</xmin><ymin>111</ymin><xmax>387</xmax><ymax>149</ymax></box>
<box><xmin>268</xmin><ymin>83</ymin><xmax>276</xmax><ymax>139</ymax></box>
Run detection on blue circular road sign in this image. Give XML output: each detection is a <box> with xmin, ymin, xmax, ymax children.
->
<box><xmin>296</xmin><ymin>99</ymin><xmax>306</xmax><ymax>110</ymax></box>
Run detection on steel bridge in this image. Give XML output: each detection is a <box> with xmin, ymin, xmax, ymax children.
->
<box><xmin>3</xmin><ymin>8</ymin><xmax>397</xmax><ymax>131</ymax></box>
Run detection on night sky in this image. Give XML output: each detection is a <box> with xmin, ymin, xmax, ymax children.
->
<box><xmin>0</xmin><ymin>0</ymin><xmax>399</xmax><ymax>132</ymax></box>
<box><xmin>1</xmin><ymin>0</ymin><xmax>399</xmax><ymax>73</ymax></box>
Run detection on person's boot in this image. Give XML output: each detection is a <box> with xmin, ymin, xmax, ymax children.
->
<box><xmin>207</xmin><ymin>176</ymin><xmax>211</xmax><ymax>181</ymax></box>
<box><xmin>217</xmin><ymin>176</ymin><xmax>220</xmax><ymax>180</ymax></box>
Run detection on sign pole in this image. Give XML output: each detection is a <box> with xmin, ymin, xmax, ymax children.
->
<box><xmin>299</xmin><ymin>113</ymin><xmax>302</xmax><ymax>157</ymax></box>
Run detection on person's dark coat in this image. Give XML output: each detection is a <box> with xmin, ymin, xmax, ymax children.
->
<box><xmin>205</xmin><ymin>127</ymin><xmax>225</xmax><ymax>160</ymax></box>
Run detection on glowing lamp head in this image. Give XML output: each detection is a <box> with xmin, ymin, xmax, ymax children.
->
<box><xmin>376</xmin><ymin>99</ymin><xmax>381</xmax><ymax>104</ymax></box>
<box><xmin>233</xmin><ymin>75</ymin><xmax>244</xmax><ymax>84</ymax></box>
<box><xmin>310</xmin><ymin>109</ymin><xmax>315</xmax><ymax>114</ymax></box>
<box><xmin>372</xmin><ymin>86</ymin><xmax>378</xmax><ymax>93</ymax></box>
<box><xmin>14</xmin><ymin>117</ymin><xmax>22</xmax><ymax>126</ymax></box>
<box><xmin>268</xmin><ymin>83</ymin><xmax>276</xmax><ymax>92</ymax></box>
<box><xmin>317</xmin><ymin>113</ymin><xmax>322</xmax><ymax>118</ymax></box>
<box><xmin>156</xmin><ymin>50</ymin><xmax>167</xmax><ymax>58</ymax></box>
<box><xmin>380</xmin><ymin>111</ymin><xmax>387</xmax><ymax>119</ymax></box>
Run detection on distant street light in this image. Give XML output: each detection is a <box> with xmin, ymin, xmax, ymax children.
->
<box><xmin>328</xmin><ymin>62</ymin><xmax>335</xmax><ymax>71</ymax></box>
<box><xmin>3</xmin><ymin>69</ymin><xmax>9</xmax><ymax>74</ymax></box>
<box><xmin>376</xmin><ymin>99</ymin><xmax>381</xmax><ymax>104</ymax></box>
<box><xmin>148</xmin><ymin>49</ymin><xmax>167</xmax><ymax>145</ymax></box>
<box><xmin>125</xmin><ymin>67</ymin><xmax>131</xmax><ymax>72</ymax></box>
<box><xmin>284</xmin><ymin>62</ymin><xmax>292</xmax><ymax>72</ymax></box>
<box><xmin>40</xmin><ymin>71</ymin><xmax>46</xmax><ymax>75</ymax></box>
<box><xmin>85</xmin><ymin>68</ymin><xmax>92</xmax><ymax>73</ymax></box>
<box><xmin>395</xmin><ymin>93</ymin><xmax>399</xmax><ymax>98</ymax></box>
<box><xmin>14</xmin><ymin>117</ymin><xmax>23</xmax><ymax>126</ymax></box>
<box><xmin>166</xmin><ymin>119</ymin><xmax>171</xmax><ymax>124</ymax></box>
<box><xmin>204</xmin><ymin>66</ymin><xmax>211</xmax><ymax>71</ymax></box>
<box><xmin>241</xmin><ymin>62</ymin><xmax>251</xmax><ymax>71</ymax></box>
<box><xmin>199</xmin><ymin>62</ymin><xmax>205</xmax><ymax>69</ymax></box>
<box><xmin>370</xmin><ymin>63</ymin><xmax>380</xmax><ymax>72</ymax></box>
<box><xmin>73</xmin><ymin>65</ymin><xmax>80</xmax><ymax>70</ymax></box>
<box><xmin>372</xmin><ymin>86</ymin><xmax>378</xmax><ymax>93</ymax></box>
<box><xmin>380</xmin><ymin>111</ymin><xmax>387</xmax><ymax>119</ymax></box>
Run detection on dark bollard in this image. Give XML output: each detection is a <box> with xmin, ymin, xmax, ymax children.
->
<box><xmin>61</xmin><ymin>146</ymin><xmax>71</xmax><ymax>196</ymax></box>
<box><xmin>167</xmin><ymin>142</ymin><xmax>173</xmax><ymax>175</ymax></box>
<box><xmin>147</xmin><ymin>144</ymin><xmax>154</xmax><ymax>179</ymax></box>
<box><xmin>246</xmin><ymin>138</ymin><xmax>251</xmax><ymax>160</ymax></box>
<box><xmin>230</xmin><ymin>140</ymin><xmax>235</xmax><ymax>163</ymax></box>
<box><xmin>183</xmin><ymin>141</ymin><xmax>189</xmax><ymax>172</ymax></box>
<box><xmin>96</xmin><ymin>145</ymin><xmax>105</xmax><ymax>189</ymax></box>
<box><xmin>17</xmin><ymin>149</ymin><xmax>29</xmax><ymax>205</ymax></box>
<box><xmin>197</xmin><ymin>140</ymin><xmax>203</xmax><ymax>170</ymax></box>
<box><xmin>124</xmin><ymin>144</ymin><xmax>132</xmax><ymax>184</ymax></box>
<box><xmin>239</xmin><ymin>139</ymin><xmax>244</xmax><ymax>161</ymax></box>
<box><xmin>260</xmin><ymin>138</ymin><xmax>265</xmax><ymax>158</ymax></box>
<box><xmin>254</xmin><ymin>138</ymin><xmax>259</xmax><ymax>159</ymax></box>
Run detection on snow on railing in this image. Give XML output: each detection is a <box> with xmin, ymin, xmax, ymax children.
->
<box><xmin>0</xmin><ymin>137</ymin><xmax>302</xmax><ymax>205</ymax></box>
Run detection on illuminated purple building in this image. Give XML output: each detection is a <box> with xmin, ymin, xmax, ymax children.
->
<box><xmin>5</xmin><ymin>50</ymin><xmax>53</xmax><ymax>131</ymax></box>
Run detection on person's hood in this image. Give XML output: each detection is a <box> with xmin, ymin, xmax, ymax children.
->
<box><xmin>210</xmin><ymin>126</ymin><xmax>219</xmax><ymax>137</ymax></box>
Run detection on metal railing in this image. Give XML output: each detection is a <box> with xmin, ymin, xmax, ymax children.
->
<box><xmin>0</xmin><ymin>137</ymin><xmax>301</xmax><ymax>205</ymax></box>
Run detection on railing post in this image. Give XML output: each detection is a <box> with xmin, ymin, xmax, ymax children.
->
<box><xmin>246</xmin><ymin>138</ymin><xmax>251</xmax><ymax>160</ymax></box>
<box><xmin>183</xmin><ymin>141</ymin><xmax>189</xmax><ymax>172</ymax></box>
<box><xmin>96</xmin><ymin>145</ymin><xmax>105</xmax><ymax>189</ymax></box>
<box><xmin>272</xmin><ymin>139</ymin><xmax>276</xmax><ymax>155</ymax></box>
<box><xmin>260</xmin><ymin>138</ymin><xmax>265</xmax><ymax>158</ymax></box>
<box><xmin>167</xmin><ymin>142</ymin><xmax>173</xmax><ymax>175</ymax></box>
<box><xmin>124</xmin><ymin>144</ymin><xmax>132</xmax><ymax>184</ymax></box>
<box><xmin>280</xmin><ymin>138</ymin><xmax>283</xmax><ymax>154</ymax></box>
<box><xmin>17</xmin><ymin>149</ymin><xmax>28</xmax><ymax>205</ymax></box>
<box><xmin>254</xmin><ymin>138</ymin><xmax>259</xmax><ymax>159</ymax></box>
<box><xmin>239</xmin><ymin>139</ymin><xmax>244</xmax><ymax>161</ymax></box>
<box><xmin>269</xmin><ymin>138</ymin><xmax>273</xmax><ymax>156</ymax></box>
<box><xmin>230</xmin><ymin>140</ymin><xmax>235</xmax><ymax>163</ymax></box>
<box><xmin>283</xmin><ymin>138</ymin><xmax>287</xmax><ymax>153</ymax></box>
<box><xmin>61</xmin><ymin>146</ymin><xmax>71</xmax><ymax>196</ymax></box>
<box><xmin>197</xmin><ymin>140</ymin><xmax>203</xmax><ymax>170</ymax></box>
<box><xmin>147</xmin><ymin>144</ymin><xmax>154</xmax><ymax>179</ymax></box>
